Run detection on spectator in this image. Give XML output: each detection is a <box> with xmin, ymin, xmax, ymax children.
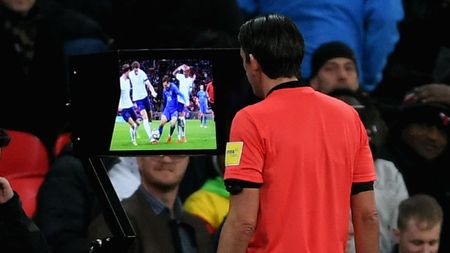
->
<box><xmin>306</xmin><ymin>39</ymin><xmax>450</xmax><ymax>169</ymax></box>
<box><xmin>392</xmin><ymin>194</ymin><xmax>443</xmax><ymax>253</ymax></box>
<box><xmin>237</xmin><ymin>0</ymin><xmax>403</xmax><ymax>92</ymax></box>
<box><xmin>398</xmin><ymin>46</ymin><xmax>450</xmax><ymax>109</ymax></box>
<box><xmin>329</xmin><ymin>89</ymin><xmax>408</xmax><ymax>253</ymax></box>
<box><xmin>0</xmin><ymin>0</ymin><xmax>110</xmax><ymax>157</ymax></box>
<box><xmin>309</xmin><ymin>41</ymin><xmax>360</xmax><ymax>94</ymax></box>
<box><xmin>0</xmin><ymin>177</ymin><xmax>50</xmax><ymax>253</ymax></box>
<box><xmin>33</xmin><ymin>143</ymin><xmax>119</xmax><ymax>253</ymax></box>
<box><xmin>407</xmin><ymin>47</ymin><xmax>450</xmax><ymax>108</ymax></box>
<box><xmin>375</xmin><ymin>46</ymin><xmax>450</xmax><ymax>124</ymax></box>
<box><xmin>378</xmin><ymin>100</ymin><xmax>450</xmax><ymax>253</ymax></box>
<box><xmin>108</xmin><ymin>157</ymin><xmax>141</xmax><ymax>201</ymax></box>
<box><xmin>309</xmin><ymin>40</ymin><xmax>389</xmax><ymax>152</ymax></box>
<box><xmin>184</xmin><ymin>155</ymin><xmax>228</xmax><ymax>234</ymax></box>
<box><xmin>374</xmin><ymin>0</ymin><xmax>450</xmax><ymax>106</ymax></box>
<box><xmin>0</xmin><ymin>128</ymin><xmax>49</xmax><ymax>253</ymax></box>
<box><xmin>88</xmin><ymin>155</ymin><xmax>213</xmax><ymax>253</ymax></box>
<box><xmin>179</xmin><ymin>155</ymin><xmax>220</xmax><ymax>203</ymax></box>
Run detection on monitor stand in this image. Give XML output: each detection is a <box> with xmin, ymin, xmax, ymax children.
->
<box><xmin>82</xmin><ymin>157</ymin><xmax>136</xmax><ymax>253</ymax></box>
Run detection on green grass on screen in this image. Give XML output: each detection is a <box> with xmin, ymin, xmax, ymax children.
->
<box><xmin>110</xmin><ymin>119</ymin><xmax>216</xmax><ymax>151</ymax></box>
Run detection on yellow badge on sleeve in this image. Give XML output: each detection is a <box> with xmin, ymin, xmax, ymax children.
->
<box><xmin>225</xmin><ymin>141</ymin><xmax>243</xmax><ymax>166</ymax></box>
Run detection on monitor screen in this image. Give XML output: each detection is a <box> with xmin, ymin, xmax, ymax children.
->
<box><xmin>111</xmin><ymin>57</ymin><xmax>216</xmax><ymax>152</ymax></box>
<box><xmin>68</xmin><ymin>48</ymin><xmax>258</xmax><ymax>156</ymax></box>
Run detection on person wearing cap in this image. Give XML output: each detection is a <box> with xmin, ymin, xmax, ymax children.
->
<box><xmin>0</xmin><ymin>128</ymin><xmax>49</xmax><ymax>253</ymax></box>
<box><xmin>309</xmin><ymin>41</ymin><xmax>361</xmax><ymax>94</ymax></box>
<box><xmin>378</xmin><ymin>100</ymin><xmax>450</xmax><ymax>253</ymax></box>
<box><xmin>236</xmin><ymin>0</ymin><xmax>403</xmax><ymax>93</ymax></box>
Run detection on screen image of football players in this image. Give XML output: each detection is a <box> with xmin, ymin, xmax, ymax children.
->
<box><xmin>152</xmin><ymin>75</ymin><xmax>186</xmax><ymax>144</ymax></box>
<box><xmin>119</xmin><ymin>64</ymin><xmax>140</xmax><ymax>146</ymax></box>
<box><xmin>173</xmin><ymin>64</ymin><xmax>196</xmax><ymax>143</ymax></box>
<box><xmin>196</xmin><ymin>84</ymin><xmax>209</xmax><ymax>128</ymax></box>
<box><xmin>129</xmin><ymin>61</ymin><xmax>158</xmax><ymax>143</ymax></box>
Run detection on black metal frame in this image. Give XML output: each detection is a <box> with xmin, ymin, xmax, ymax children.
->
<box><xmin>82</xmin><ymin>157</ymin><xmax>136</xmax><ymax>253</ymax></box>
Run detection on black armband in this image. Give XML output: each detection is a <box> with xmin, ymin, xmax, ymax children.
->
<box><xmin>224</xmin><ymin>179</ymin><xmax>262</xmax><ymax>195</ymax></box>
<box><xmin>351</xmin><ymin>181</ymin><xmax>374</xmax><ymax>195</ymax></box>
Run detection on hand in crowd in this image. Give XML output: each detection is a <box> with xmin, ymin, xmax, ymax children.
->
<box><xmin>0</xmin><ymin>177</ymin><xmax>14</xmax><ymax>204</ymax></box>
<box><xmin>410</xmin><ymin>83</ymin><xmax>450</xmax><ymax>105</ymax></box>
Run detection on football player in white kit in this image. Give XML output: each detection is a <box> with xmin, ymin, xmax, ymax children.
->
<box><xmin>119</xmin><ymin>64</ymin><xmax>140</xmax><ymax>145</ymax></box>
<box><xmin>172</xmin><ymin>64</ymin><xmax>196</xmax><ymax>143</ymax></box>
<box><xmin>129</xmin><ymin>61</ymin><xmax>158</xmax><ymax>143</ymax></box>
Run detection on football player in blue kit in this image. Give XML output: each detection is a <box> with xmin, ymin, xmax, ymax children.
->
<box><xmin>153</xmin><ymin>75</ymin><xmax>186</xmax><ymax>144</ymax></box>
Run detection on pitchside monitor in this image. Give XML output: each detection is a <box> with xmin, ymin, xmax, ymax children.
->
<box><xmin>68</xmin><ymin>48</ymin><xmax>257</xmax><ymax>156</ymax></box>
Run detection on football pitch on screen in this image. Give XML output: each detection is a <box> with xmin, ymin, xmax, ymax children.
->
<box><xmin>110</xmin><ymin>119</ymin><xmax>216</xmax><ymax>151</ymax></box>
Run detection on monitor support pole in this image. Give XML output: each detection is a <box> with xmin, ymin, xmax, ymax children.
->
<box><xmin>82</xmin><ymin>157</ymin><xmax>136</xmax><ymax>253</ymax></box>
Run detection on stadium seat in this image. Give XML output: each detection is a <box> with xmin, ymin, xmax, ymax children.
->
<box><xmin>0</xmin><ymin>129</ymin><xmax>49</xmax><ymax>217</ymax></box>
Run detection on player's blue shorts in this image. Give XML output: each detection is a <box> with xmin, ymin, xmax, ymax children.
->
<box><xmin>163</xmin><ymin>106</ymin><xmax>178</xmax><ymax>120</ymax></box>
<box><xmin>199</xmin><ymin>101</ymin><xmax>208</xmax><ymax>113</ymax></box>
<box><xmin>121</xmin><ymin>107</ymin><xmax>139</xmax><ymax>122</ymax></box>
<box><xmin>135</xmin><ymin>97</ymin><xmax>154</xmax><ymax>112</ymax></box>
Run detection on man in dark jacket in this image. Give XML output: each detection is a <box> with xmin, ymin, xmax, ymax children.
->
<box><xmin>379</xmin><ymin>101</ymin><xmax>450</xmax><ymax>253</ymax></box>
<box><xmin>88</xmin><ymin>155</ymin><xmax>212</xmax><ymax>253</ymax></box>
